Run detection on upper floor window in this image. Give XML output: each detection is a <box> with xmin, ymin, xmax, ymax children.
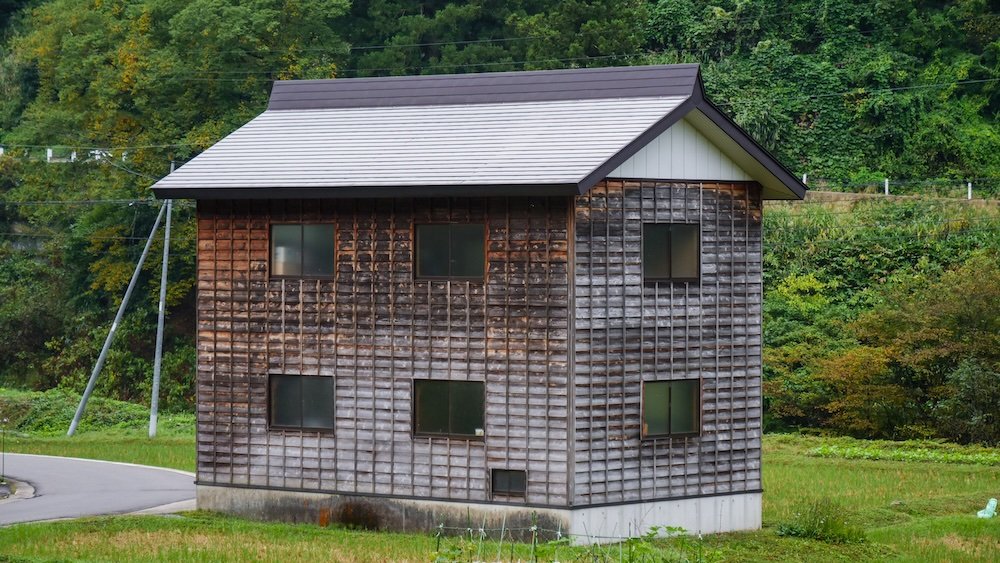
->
<box><xmin>642</xmin><ymin>223</ymin><xmax>700</xmax><ymax>281</ymax></box>
<box><xmin>269</xmin><ymin>374</ymin><xmax>335</xmax><ymax>431</ymax></box>
<box><xmin>271</xmin><ymin>224</ymin><xmax>335</xmax><ymax>278</ymax></box>
<box><xmin>413</xmin><ymin>379</ymin><xmax>485</xmax><ymax>438</ymax></box>
<box><xmin>415</xmin><ymin>224</ymin><xmax>485</xmax><ymax>279</ymax></box>
<box><xmin>642</xmin><ymin>379</ymin><xmax>700</xmax><ymax>438</ymax></box>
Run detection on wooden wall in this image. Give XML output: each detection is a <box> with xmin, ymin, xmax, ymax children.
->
<box><xmin>572</xmin><ymin>179</ymin><xmax>763</xmax><ymax>505</ymax></box>
<box><xmin>196</xmin><ymin>180</ymin><xmax>764</xmax><ymax>511</ymax></box>
<box><xmin>196</xmin><ymin>197</ymin><xmax>571</xmax><ymax>506</ymax></box>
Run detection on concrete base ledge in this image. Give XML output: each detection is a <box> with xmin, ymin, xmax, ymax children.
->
<box><xmin>197</xmin><ymin>485</ymin><xmax>760</xmax><ymax>544</ymax></box>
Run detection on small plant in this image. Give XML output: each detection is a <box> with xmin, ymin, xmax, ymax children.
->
<box><xmin>777</xmin><ymin>498</ymin><xmax>865</xmax><ymax>544</ymax></box>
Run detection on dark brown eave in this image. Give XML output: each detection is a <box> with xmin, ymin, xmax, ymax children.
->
<box><xmin>693</xmin><ymin>98</ymin><xmax>807</xmax><ymax>200</ymax></box>
<box><xmin>153</xmin><ymin>183</ymin><xmax>581</xmax><ymax>200</ymax></box>
<box><xmin>578</xmin><ymin>70</ymin><xmax>806</xmax><ymax>199</ymax></box>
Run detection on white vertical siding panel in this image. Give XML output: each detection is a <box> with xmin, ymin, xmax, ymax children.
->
<box><xmin>611</xmin><ymin>118</ymin><xmax>751</xmax><ymax>181</ymax></box>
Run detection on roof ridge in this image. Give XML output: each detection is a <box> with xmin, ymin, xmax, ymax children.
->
<box><xmin>268</xmin><ymin>64</ymin><xmax>701</xmax><ymax>110</ymax></box>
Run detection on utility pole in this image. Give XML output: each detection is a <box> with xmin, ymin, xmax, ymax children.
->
<box><xmin>148</xmin><ymin>161</ymin><xmax>177</xmax><ymax>438</ymax></box>
<box><xmin>68</xmin><ymin>203</ymin><xmax>167</xmax><ymax>436</ymax></box>
<box><xmin>149</xmin><ymin>199</ymin><xmax>172</xmax><ymax>438</ymax></box>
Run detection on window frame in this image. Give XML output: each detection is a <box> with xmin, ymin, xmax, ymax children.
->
<box><xmin>413</xmin><ymin>223</ymin><xmax>486</xmax><ymax>281</ymax></box>
<box><xmin>491</xmin><ymin>468</ymin><xmax>527</xmax><ymax>499</ymax></box>
<box><xmin>411</xmin><ymin>379</ymin><xmax>486</xmax><ymax>440</ymax></box>
<box><xmin>641</xmin><ymin>222</ymin><xmax>701</xmax><ymax>283</ymax></box>
<box><xmin>640</xmin><ymin>378</ymin><xmax>702</xmax><ymax>439</ymax></box>
<box><xmin>267</xmin><ymin>373</ymin><xmax>336</xmax><ymax>433</ymax></box>
<box><xmin>268</xmin><ymin>222</ymin><xmax>337</xmax><ymax>280</ymax></box>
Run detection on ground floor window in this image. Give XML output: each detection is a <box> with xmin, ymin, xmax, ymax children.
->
<box><xmin>269</xmin><ymin>374</ymin><xmax>335</xmax><ymax>431</ymax></box>
<box><xmin>491</xmin><ymin>469</ymin><xmax>527</xmax><ymax>498</ymax></box>
<box><xmin>412</xmin><ymin>379</ymin><xmax>485</xmax><ymax>438</ymax></box>
<box><xmin>642</xmin><ymin>379</ymin><xmax>701</xmax><ymax>438</ymax></box>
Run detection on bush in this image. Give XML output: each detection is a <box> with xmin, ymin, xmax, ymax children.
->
<box><xmin>0</xmin><ymin>387</ymin><xmax>194</xmax><ymax>435</ymax></box>
<box><xmin>934</xmin><ymin>360</ymin><xmax>1000</xmax><ymax>446</ymax></box>
<box><xmin>777</xmin><ymin>499</ymin><xmax>865</xmax><ymax>544</ymax></box>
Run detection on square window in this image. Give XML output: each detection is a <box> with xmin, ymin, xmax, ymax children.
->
<box><xmin>269</xmin><ymin>374</ymin><xmax>335</xmax><ymax>431</ymax></box>
<box><xmin>642</xmin><ymin>379</ymin><xmax>701</xmax><ymax>438</ymax></box>
<box><xmin>492</xmin><ymin>469</ymin><xmax>527</xmax><ymax>497</ymax></box>
<box><xmin>270</xmin><ymin>224</ymin><xmax>335</xmax><ymax>278</ymax></box>
<box><xmin>642</xmin><ymin>223</ymin><xmax>700</xmax><ymax>281</ymax></box>
<box><xmin>415</xmin><ymin>224</ymin><xmax>484</xmax><ymax>279</ymax></box>
<box><xmin>413</xmin><ymin>380</ymin><xmax>485</xmax><ymax>438</ymax></box>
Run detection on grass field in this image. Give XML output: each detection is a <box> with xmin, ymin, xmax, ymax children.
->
<box><xmin>0</xmin><ymin>410</ymin><xmax>997</xmax><ymax>561</ymax></box>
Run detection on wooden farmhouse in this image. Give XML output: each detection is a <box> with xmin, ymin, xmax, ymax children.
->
<box><xmin>152</xmin><ymin>64</ymin><xmax>806</xmax><ymax>542</ymax></box>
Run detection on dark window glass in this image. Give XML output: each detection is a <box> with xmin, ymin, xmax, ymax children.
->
<box><xmin>415</xmin><ymin>224</ymin><xmax>484</xmax><ymax>279</ymax></box>
<box><xmin>671</xmin><ymin>224</ymin><xmax>699</xmax><ymax>280</ymax></box>
<box><xmin>642</xmin><ymin>223</ymin><xmax>700</xmax><ymax>281</ymax></box>
<box><xmin>414</xmin><ymin>379</ymin><xmax>450</xmax><ymax>434</ymax></box>
<box><xmin>270</xmin><ymin>224</ymin><xmax>335</xmax><ymax>278</ymax></box>
<box><xmin>270</xmin><ymin>374</ymin><xmax>334</xmax><ymax>430</ymax></box>
<box><xmin>642</xmin><ymin>379</ymin><xmax>701</xmax><ymax>437</ymax></box>
<box><xmin>271</xmin><ymin>225</ymin><xmax>302</xmax><ymax>277</ymax></box>
<box><xmin>642</xmin><ymin>224</ymin><xmax>670</xmax><ymax>279</ymax></box>
<box><xmin>413</xmin><ymin>380</ymin><xmax>485</xmax><ymax>437</ymax></box>
<box><xmin>492</xmin><ymin>469</ymin><xmax>527</xmax><ymax>497</ymax></box>
<box><xmin>450</xmin><ymin>380</ymin><xmax>486</xmax><ymax>436</ymax></box>
<box><xmin>449</xmin><ymin>224</ymin><xmax>485</xmax><ymax>278</ymax></box>
<box><xmin>415</xmin><ymin>224</ymin><xmax>451</xmax><ymax>278</ymax></box>
<box><xmin>642</xmin><ymin>381</ymin><xmax>670</xmax><ymax>436</ymax></box>
<box><xmin>302</xmin><ymin>224</ymin><xmax>336</xmax><ymax>277</ymax></box>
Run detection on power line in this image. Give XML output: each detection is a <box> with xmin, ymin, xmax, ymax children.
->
<box><xmin>0</xmin><ymin>142</ymin><xmax>192</xmax><ymax>150</ymax></box>
<box><xmin>167</xmin><ymin>10</ymin><xmax>991</xmax><ymax>58</ymax></box>
<box><xmin>713</xmin><ymin>78</ymin><xmax>1000</xmax><ymax>107</ymax></box>
<box><xmin>0</xmin><ymin>232</ymin><xmax>194</xmax><ymax>242</ymax></box>
<box><xmin>152</xmin><ymin>13</ymin><xmax>994</xmax><ymax>75</ymax></box>
<box><xmin>2</xmin><ymin>199</ymin><xmax>158</xmax><ymax>206</ymax></box>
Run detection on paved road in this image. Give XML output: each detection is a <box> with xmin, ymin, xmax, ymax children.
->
<box><xmin>0</xmin><ymin>453</ymin><xmax>194</xmax><ymax>525</ymax></box>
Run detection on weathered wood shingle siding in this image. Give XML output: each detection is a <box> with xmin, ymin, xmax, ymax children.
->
<box><xmin>196</xmin><ymin>197</ymin><xmax>571</xmax><ymax>506</ymax></box>
<box><xmin>571</xmin><ymin>179</ymin><xmax>763</xmax><ymax>506</ymax></box>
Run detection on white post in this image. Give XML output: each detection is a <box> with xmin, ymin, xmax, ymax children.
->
<box><xmin>68</xmin><ymin>203</ymin><xmax>167</xmax><ymax>436</ymax></box>
<box><xmin>149</xmin><ymin>200</ymin><xmax>172</xmax><ymax>438</ymax></box>
<box><xmin>46</xmin><ymin>148</ymin><xmax>53</xmax><ymax>162</ymax></box>
<box><xmin>968</xmin><ymin>181</ymin><xmax>973</xmax><ymax>200</ymax></box>
<box><xmin>802</xmin><ymin>173</ymin><xmax>807</xmax><ymax>185</ymax></box>
<box><xmin>884</xmin><ymin>178</ymin><xmax>889</xmax><ymax>196</ymax></box>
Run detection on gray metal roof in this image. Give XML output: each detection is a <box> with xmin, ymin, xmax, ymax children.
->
<box><xmin>152</xmin><ymin>64</ymin><xmax>806</xmax><ymax>200</ymax></box>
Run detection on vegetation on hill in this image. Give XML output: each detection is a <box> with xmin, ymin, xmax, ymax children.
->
<box><xmin>763</xmin><ymin>198</ymin><xmax>1000</xmax><ymax>443</ymax></box>
<box><xmin>0</xmin><ymin>1</ymin><xmax>997</xmax><ymax>443</ymax></box>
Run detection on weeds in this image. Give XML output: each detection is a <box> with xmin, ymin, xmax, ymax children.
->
<box><xmin>777</xmin><ymin>498</ymin><xmax>866</xmax><ymax>544</ymax></box>
<box><xmin>807</xmin><ymin>441</ymin><xmax>1000</xmax><ymax>465</ymax></box>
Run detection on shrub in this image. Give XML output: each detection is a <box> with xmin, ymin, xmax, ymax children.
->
<box><xmin>934</xmin><ymin>360</ymin><xmax>1000</xmax><ymax>446</ymax></box>
<box><xmin>777</xmin><ymin>499</ymin><xmax>865</xmax><ymax>544</ymax></box>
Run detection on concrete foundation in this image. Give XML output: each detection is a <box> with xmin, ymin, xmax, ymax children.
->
<box><xmin>197</xmin><ymin>485</ymin><xmax>760</xmax><ymax>544</ymax></box>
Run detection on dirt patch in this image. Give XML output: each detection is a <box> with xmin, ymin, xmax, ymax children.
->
<box><xmin>916</xmin><ymin>533</ymin><xmax>1000</xmax><ymax>559</ymax></box>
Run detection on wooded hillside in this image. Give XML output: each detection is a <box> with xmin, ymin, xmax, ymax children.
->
<box><xmin>0</xmin><ymin>0</ymin><xmax>997</xmax><ymax>442</ymax></box>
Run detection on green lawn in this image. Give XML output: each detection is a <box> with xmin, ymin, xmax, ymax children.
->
<box><xmin>3</xmin><ymin>430</ymin><xmax>194</xmax><ymax>472</ymax></box>
<box><xmin>0</xmin><ymin>432</ymin><xmax>997</xmax><ymax>561</ymax></box>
